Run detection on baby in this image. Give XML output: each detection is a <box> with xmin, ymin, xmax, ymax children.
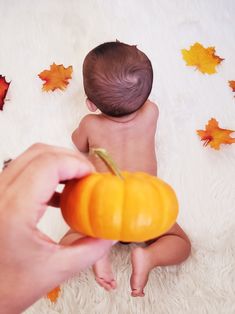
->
<box><xmin>63</xmin><ymin>42</ymin><xmax>191</xmax><ymax>297</ymax></box>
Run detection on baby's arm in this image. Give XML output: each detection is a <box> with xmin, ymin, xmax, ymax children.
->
<box><xmin>72</xmin><ymin>116</ymin><xmax>89</xmax><ymax>153</ymax></box>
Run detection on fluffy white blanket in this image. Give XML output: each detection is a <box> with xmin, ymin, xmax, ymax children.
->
<box><xmin>0</xmin><ymin>1</ymin><xmax>234</xmax><ymax>313</ymax></box>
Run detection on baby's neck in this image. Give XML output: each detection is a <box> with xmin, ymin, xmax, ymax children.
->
<box><xmin>101</xmin><ymin>111</ymin><xmax>138</xmax><ymax>123</ymax></box>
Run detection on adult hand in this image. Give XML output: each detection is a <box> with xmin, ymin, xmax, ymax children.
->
<box><xmin>0</xmin><ymin>144</ymin><xmax>115</xmax><ymax>314</ymax></box>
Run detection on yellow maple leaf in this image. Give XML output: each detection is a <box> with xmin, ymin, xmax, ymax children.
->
<box><xmin>38</xmin><ymin>63</ymin><xmax>73</xmax><ymax>91</ymax></box>
<box><xmin>197</xmin><ymin>118</ymin><xmax>235</xmax><ymax>150</ymax></box>
<box><xmin>182</xmin><ymin>42</ymin><xmax>223</xmax><ymax>74</ymax></box>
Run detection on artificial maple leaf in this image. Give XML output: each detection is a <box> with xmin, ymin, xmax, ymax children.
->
<box><xmin>38</xmin><ymin>63</ymin><xmax>73</xmax><ymax>91</ymax></box>
<box><xmin>47</xmin><ymin>286</ymin><xmax>61</xmax><ymax>303</ymax></box>
<box><xmin>197</xmin><ymin>118</ymin><xmax>235</xmax><ymax>150</ymax></box>
<box><xmin>181</xmin><ymin>42</ymin><xmax>224</xmax><ymax>74</ymax></box>
<box><xmin>0</xmin><ymin>75</ymin><xmax>10</xmax><ymax>110</ymax></box>
<box><xmin>228</xmin><ymin>80</ymin><xmax>235</xmax><ymax>94</ymax></box>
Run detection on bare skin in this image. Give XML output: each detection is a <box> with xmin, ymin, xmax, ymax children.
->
<box><xmin>0</xmin><ymin>144</ymin><xmax>115</xmax><ymax>313</ymax></box>
<box><xmin>65</xmin><ymin>99</ymin><xmax>191</xmax><ymax>296</ymax></box>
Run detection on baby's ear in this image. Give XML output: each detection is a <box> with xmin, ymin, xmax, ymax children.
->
<box><xmin>86</xmin><ymin>99</ymin><xmax>98</xmax><ymax>112</ymax></box>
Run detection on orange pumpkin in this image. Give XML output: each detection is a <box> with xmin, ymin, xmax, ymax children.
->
<box><xmin>47</xmin><ymin>149</ymin><xmax>179</xmax><ymax>302</ymax></box>
<box><xmin>61</xmin><ymin>170</ymin><xmax>178</xmax><ymax>242</ymax></box>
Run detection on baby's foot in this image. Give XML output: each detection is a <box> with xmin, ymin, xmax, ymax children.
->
<box><xmin>93</xmin><ymin>254</ymin><xmax>117</xmax><ymax>291</ymax></box>
<box><xmin>130</xmin><ymin>247</ymin><xmax>151</xmax><ymax>297</ymax></box>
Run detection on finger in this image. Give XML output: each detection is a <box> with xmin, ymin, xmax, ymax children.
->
<box><xmin>50</xmin><ymin>237</ymin><xmax>116</xmax><ymax>282</ymax></box>
<box><xmin>0</xmin><ymin>143</ymin><xmax>92</xmax><ymax>194</ymax></box>
<box><xmin>1</xmin><ymin>143</ymin><xmax>91</xmax><ymax>179</ymax></box>
<box><xmin>8</xmin><ymin>151</ymin><xmax>93</xmax><ymax>222</ymax></box>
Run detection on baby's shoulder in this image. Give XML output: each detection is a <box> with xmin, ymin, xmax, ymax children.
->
<box><xmin>141</xmin><ymin>100</ymin><xmax>159</xmax><ymax>120</ymax></box>
<box><xmin>78</xmin><ymin>114</ymin><xmax>104</xmax><ymax>134</ymax></box>
<box><xmin>80</xmin><ymin>113</ymin><xmax>101</xmax><ymax>126</ymax></box>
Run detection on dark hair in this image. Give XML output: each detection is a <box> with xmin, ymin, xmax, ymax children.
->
<box><xmin>83</xmin><ymin>41</ymin><xmax>153</xmax><ymax>117</ymax></box>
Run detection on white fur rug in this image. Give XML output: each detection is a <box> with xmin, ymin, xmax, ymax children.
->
<box><xmin>0</xmin><ymin>1</ymin><xmax>235</xmax><ymax>313</ymax></box>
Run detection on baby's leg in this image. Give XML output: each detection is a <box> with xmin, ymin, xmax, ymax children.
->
<box><xmin>62</xmin><ymin>230</ymin><xmax>116</xmax><ymax>290</ymax></box>
<box><xmin>60</xmin><ymin>229</ymin><xmax>85</xmax><ymax>245</ymax></box>
<box><xmin>131</xmin><ymin>223</ymin><xmax>191</xmax><ymax>297</ymax></box>
<box><xmin>48</xmin><ymin>229</ymin><xmax>116</xmax><ymax>301</ymax></box>
<box><xmin>93</xmin><ymin>253</ymin><xmax>117</xmax><ymax>291</ymax></box>
<box><xmin>62</xmin><ymin>230</ymin><xmax>116</xmax><ymax>291</ymax></box>
<box><xmin>60</xmin><ymin>231</ymin><xmax>115</xmax><ymax>290</ymax></box>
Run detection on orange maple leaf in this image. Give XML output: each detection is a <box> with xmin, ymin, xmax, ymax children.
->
<box><xmin>197</xmin><ymin>118</ymin><xmax>235</xmax><ymax>150</ymax></box>
<box><xmin>0</xmin><ymin>75</ymin><xmax>10</xmax><ymax>110</ymax></box>
<box><xmin>228</xmin><ymin>80</ymin><xmax>235</xmax><ymax>94</ymax></box>
<box><xmin>182</xmin><ymin>42</ymin><xmax>223</xmax><ymax>74</ymax></box>
<box><xmin>38</xmin><ymin>63</ymin><xmax>73</xmax><ymax>91</ymax></box>
<box><xmin>47</xmin><ymin>286</ymin><xmax>61</xmax><ymax>303</ymax></box>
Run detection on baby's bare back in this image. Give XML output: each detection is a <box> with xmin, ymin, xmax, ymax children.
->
<box><xmin>72</xmin><ymin>101</ymin><xmax>190</xmax><ymax>295</ymax></box>
<box><xmin>83</xmin><ymin>101</ymin><xmax>158</xmax><ymax>175</ymax></box>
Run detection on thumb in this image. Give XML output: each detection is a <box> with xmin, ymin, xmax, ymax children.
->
<box><xmin>50</xmin><ymin>237</ymin><xmax>116</xmax><ymax>282</ymax></box>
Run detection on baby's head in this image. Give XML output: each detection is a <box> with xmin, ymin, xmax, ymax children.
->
<box><xmin>83</xmin><ymin>41</ymin><xmax>153</xmax><ymax>117</ymax></box>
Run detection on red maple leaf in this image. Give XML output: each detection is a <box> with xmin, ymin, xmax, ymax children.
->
<box><xmin>0</xmin><ymin>76</ymin><xmax>10</xmax><ymax>110</ymax></box>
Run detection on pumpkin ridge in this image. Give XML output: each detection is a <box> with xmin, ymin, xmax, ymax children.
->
<box><xmin>149</xmin><ymin>177</ymin><xmax>178</xmax><ymax>234</ymax></box>
<box><xmin>87</xmin><ymin>174</ymin><xmax>102</xmax><ymax>237</ymax></box>
<box><xmin>147</xmin><ymin>177</ymin><xmax>165</xmax><ymax>234</ymax></box>
<box><xmin>161</xmin><ymin>183</ymin><xmax>178</xmax><ymax>232</ymax></box>
<box><xmin>88</xmin><ymin>176</ymin><xmax>98</xmax><ymax>236</ymax></box>
<box><xmin>60</xmin><ymin>180</ymin><xmax>74</xmax><ymax>231</ymax></box>
<box><xmin>160</xmin><ymin>188</ymin><xmax>169</xmax><ymax>233</ymax></box>
<box><xmin>120</xmin><ymin>173</ymin><xmax>126</xmax><ymax>240</ymax></box>
<box><xmin>136</xmin><ymin>175</ymin><xmax>155</xmax><ymax>241</ymax></box>
<box><xmin>121</xmin><ymin>173</ymin><xmax>148</xmax><ymax>241</ymax></box>
<box><xmin>133</xmin><ymin>175</ymin><xmax>145</xmax><ymax>240</ymax></box>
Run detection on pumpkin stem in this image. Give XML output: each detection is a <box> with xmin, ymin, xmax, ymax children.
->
<box><xmin>91</xmin><ymin>148</ymin><xmax>124</xmax><ymax>180</ymax></box>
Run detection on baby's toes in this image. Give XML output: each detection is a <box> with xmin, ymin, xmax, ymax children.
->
<box><xmin>110</xmin><ymin>279</ymin><xmax>117</xmax><ymax>289</ymax></box>
<box><xmin>131</xmin><ymin>288</ymin><xmax>145</xmax><ymax>297</ymax></box>
<box><xmin>95</xmin><ymin>277</ymin><xmax>110</xmax><ymax>290</ymax></box>
<box><xmin>96</xmin><ymin>277</ymin><xmax>115</xmax><ymax>291</ymax></box>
